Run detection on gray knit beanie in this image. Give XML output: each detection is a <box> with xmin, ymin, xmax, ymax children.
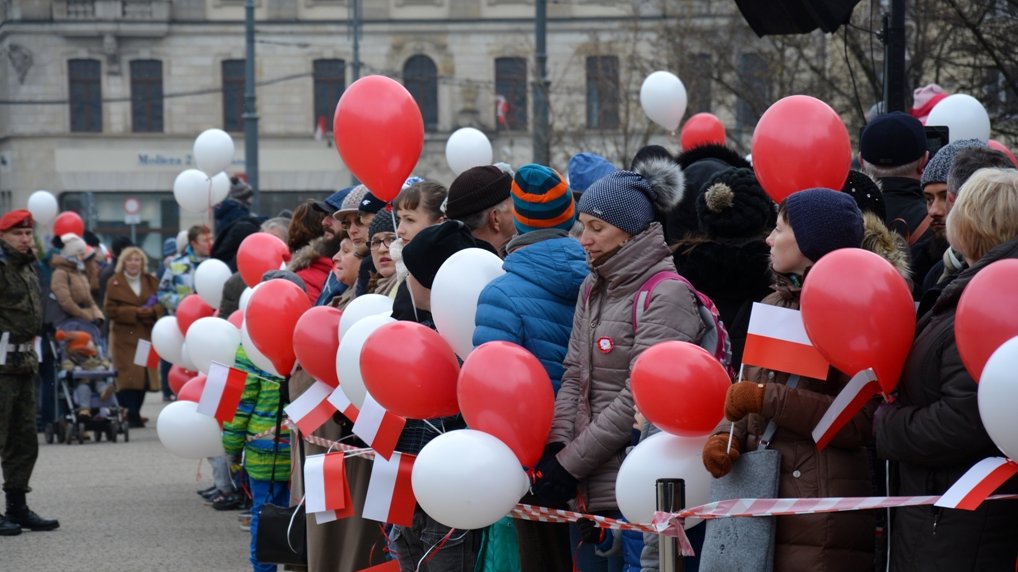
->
<box><xmin>577</xmin><ymin>156</ymin><xmax>684</xmax><ymax>235</ymax></box>
<box><xmin>921</xmin><ymin>139</ymin><xmax>986</xmax><ymax>188</ymax></box>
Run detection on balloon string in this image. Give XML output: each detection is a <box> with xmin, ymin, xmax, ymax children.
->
<box><xmin>195</xmin><ymin>459</ymin><xmax>203</xmax><ymax>482</ymax></box>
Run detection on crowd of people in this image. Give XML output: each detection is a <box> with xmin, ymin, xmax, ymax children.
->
<box><xmin>2</xmin><ymin>106</ymin><xmax>1018</xmax><ymax>572</ymax></box>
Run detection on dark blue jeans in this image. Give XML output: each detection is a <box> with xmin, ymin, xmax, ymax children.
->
<box><xmin>159</xmin><ymin>358</ymin><xmax>173</xmax><ymax>399</ymax></box>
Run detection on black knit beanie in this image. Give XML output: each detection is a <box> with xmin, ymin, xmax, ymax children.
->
<box><xmin>695</xmin><ymin>168</ymin><xmax>776</xmax><ymax>239</ymax></box>
<box><xmin>367</xmin><ymin>210</ymin><xmax>399</xmax><ymax>241</ymax></box>
<box><xmin>445</xmin><ymin>166</ymin><xmax>512</xmax><ymax>220</ymax></box>
<box><xmin>402</xmin><ymin>220</ymin><xmax>478</xmax><ymax>289</ymax></box>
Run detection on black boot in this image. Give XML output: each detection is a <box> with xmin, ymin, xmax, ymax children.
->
<box><xmin>0</xmin><ymin>513</ymin><xmax>21</xmax><ymax>536</ymax></box>
<box><xmin>5</xmin><ymin>490</ymin><xmax>59</xmax><ymax>532</ymax></box>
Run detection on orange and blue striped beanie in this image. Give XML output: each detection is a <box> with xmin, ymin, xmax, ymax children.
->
<box><xmin>511</xmin><ymin>163</ymin><xmax>576</xmax><ymax>233</ymax></box>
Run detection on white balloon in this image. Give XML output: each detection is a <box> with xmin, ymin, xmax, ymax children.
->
<box><xmin>978</xmin><ymin>336</ymin><xmax>1018</xmax><ymax>459</ymax></box>
<box><xmin>152</xmin><ymin>316</ymin><xmax>185</xmax><ymax>366</ymax></box>
<box><xmin>184</xmin><ymin>317</ymin><xmax>241</xmax><ymax>373</ymax></box>
<box><xmin>27</xmin><ymin>191</ymin><xmax>59</xmax><ymax>226</ymax></box>
<box><xmin>210</xmin><ymin>172</ymin><xmax>231</xmax><ymax>206</ymax></box>
<box><xmin>173</xmin><ymin>169</ymin><xmax>214</xmax><ymax>213</ymax></box>
<box><xmin>157</xmin><ymin>400</ymin><xmax>226</xmax><ymax>459</ymax></box>
<box><xmin>178</xmin><ymin>341</ymin><xmax>199</xmax><ymax>372</ymax></box>
<box><xmin>335</xmin><ymin>314</ymin><xmax>395</xmax><ymax>408</ymax></box>
<box><xmin>445</xmin><ymin>128</ymin><xmax>494</xmax><ymax>175</ymax></box>
<box><xmin>927</xmin><ymin>94</ymin><xmax>991</xmax><ymax>143</ymax></box>
<box><xmin>240</xmin><ymin>321</ymin><xmax>281</xmax><ymax>377</ymax></box>
<box><xmin>338</xmin><ymin>294</ymin><xmax>394</xmax><ymax>339</ymax></box>
<box><xmin>640</xmin><ymin>71</ymin><xmax>688</xmax><ymax>132</ymax></box>
<box><xmin>194</xmin><ymin>259</ymin><xmax>232</xmax><ymax>310</ymax></box>
<box><xmin>193</xmin><ymin>128</ymin><xmax>235</xmax><ymax>176</ymax></box>
<box><xmin>412</xmin><ymin>429</ymin><xmax>529</xmax><ymax>530</ymax></box>
<box><xmin>616</xmin><ymin>432</ymin><xmax>709</xmax><ymax>529</ymax></box>
<box><xmin>431</xmin><ymin>248</ymin><xmax>506</xmax><ymax>359</ymax></box>
<box><xmin>239</xmin><ymin>286</ymin><xmax>255</xmax><ymax>312</ymax></box>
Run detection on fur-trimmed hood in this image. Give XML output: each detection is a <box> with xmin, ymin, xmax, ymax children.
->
<box><xmin>860</xmin><ymin>212</ymin><xmax>912</xmax><ymax>287</ymax></box>
<box><xmin>288</xmin><ymin>236</ymin><xmax>337</xmax><ymax>272</ymax></box>
<box><xmin>675</xmin><ymin>143</ymin><xmax>752</xmax><ymax>171</ymax></box>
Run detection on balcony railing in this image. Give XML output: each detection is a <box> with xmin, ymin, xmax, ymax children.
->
<box><xmin>54</xmin><ymin>0</ymin><xmax>171</xmax><ymax>20</ymax></box>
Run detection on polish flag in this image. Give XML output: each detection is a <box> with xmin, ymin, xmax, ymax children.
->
<box><xmin>812</xmin><ymin>368</ymin><xmax>879</xmax><ymax>451</ymax></box>
<box><xmin>352</xmin><ymin>394</ymin><xmax>406</xmax><ymax>461</ymax></box>
<box><xmin>936</xmin><ymin>457</ymin><xmax>1018</xmax><ymax>510</ymax></box>
<box><xmin>328</xmin><ymin>387</ymin><xmax>360</xmax><ymax>423</ymax></box>
<box><xmin>742</xmin><ymin>303</ymin><xmax>829</xmax><ymax>380</ymax></box>
<box><xmin>285</xmin><ymin>380</ymin><xmax>336</xmax><ymax>435</ymax></box>
<box><xmin>304</xmin><ymin>452</ymin><xmax>353</xmax><ymax>519</ymax></box>
<box><xmin>363</xmin><ymin>451</ymin><xmax>417</xmax><ymax>527</ymax></box>
<box><xmin>133</xmin><ymin>339</ymin><xmax>160</xmax><ymax>368</ymax></box>
<box><xmin>197</xmin><ymin>361</ymin><xmax>247</xmax><ymax>423</ymax></box>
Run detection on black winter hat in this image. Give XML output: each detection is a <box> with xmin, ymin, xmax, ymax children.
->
<box><xmin>668</xmin><ymin>144</ymin><xmax>752</xmax><ymax>242</ymax></box>
<box><xmin>859</xmin><ymin>111</ymin><xmax>926</xmax><ymax>167</ymax></box>
<box><xmin>445</xmin><ymin>166</ymin><xmax>512</xmax><ymax>220</ymax></box>
<box><xmin>629</xmin><ymin>145</ymin><xmax>673</xmax><ymax>170</ymax></box>
<box><xmin>401</xmin><ymin>220</ymin><xmax>478</xmax><ymax>289</ymax></box>
<box><xmin>840</xmin><ymin>170</ymin><xmax>886</xmax><ymax>221</ymax></box>
<box><xmin>695</xmin><ymin>168</ymin><xmax>776</xmax><ymax>239</ymax></box>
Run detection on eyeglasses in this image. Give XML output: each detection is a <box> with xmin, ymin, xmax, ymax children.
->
<box><xmin>370</xmin><ymin>236</ymin><xmax>396</xmax><ymax>250</ymax></box>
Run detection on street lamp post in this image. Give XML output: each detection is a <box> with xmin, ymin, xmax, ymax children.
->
<box><xmin>244</xmin><ymin>0</ymin><xmax>260</xmax><ymax>213</ymax></box>
<box><xmin>533</xmin><ymin>0</ymin><xmax>550</xmax><ymax>166</ymax></box>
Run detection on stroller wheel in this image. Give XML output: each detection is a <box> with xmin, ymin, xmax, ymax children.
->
<box><xmin>44</xmin><ymin>423</ymin><xmax>55</xmax><ymax>444</ymax></box>
<box><xmin>56</xmin><ymin>420</ymin><xmax>67</xmax><ymax>443</ymax></box>
<box><xmin>94</xmin><ymin>427</ymin><xmax>102</xmax><ymax>442</ymax></box>
<box><xmin>65</xmin><ymin>423</ymin><xmax>75</xmax><ymax>445</ymax></box>
<box><xmin>107</xmin><ymin>424</ymin><xmax>117</xmax><ymax>443</ymax></box>
<box><xmin>123</xmin><ymin>424</ymin><xmax>130</xmax><ymax>443</ymax></box>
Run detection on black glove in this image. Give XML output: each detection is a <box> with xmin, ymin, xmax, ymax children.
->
<box><xmin>575</xmin><ymin>518</ymin><xmax>607</xmax><ymax>545</ymax></box>
<box><xmin>530</xmin><ymin>448</ymin><xmax>578</xmax><ymax>509</ymax></box>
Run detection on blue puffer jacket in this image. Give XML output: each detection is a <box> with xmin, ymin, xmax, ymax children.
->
<box><xmin>472</xmin><ymin>236</ymin><xmax>588</xmax><ymax>394</ymax></box>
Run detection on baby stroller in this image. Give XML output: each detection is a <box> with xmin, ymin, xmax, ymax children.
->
<box><xmin>43</xmin><ymin>318</ymin><xmax>129</xmax><ymax>445</ymax></box>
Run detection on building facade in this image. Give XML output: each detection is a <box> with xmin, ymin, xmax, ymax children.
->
<box><xmin>0</xmin><ymin>0</ymin><xmax>700</xmax><ymax>257</ymax></box>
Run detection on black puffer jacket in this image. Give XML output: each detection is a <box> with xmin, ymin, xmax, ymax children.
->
<box><xmin>876</xmin><ymin>235</ymin><xmax>1018</xmax><ymax>572</ymax></box>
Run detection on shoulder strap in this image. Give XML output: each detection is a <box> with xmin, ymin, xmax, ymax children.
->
<box><xmin>633</xmin><ymin>271</ymin><xmax>684</xmax><ymax>327</ymax></box>
<box><xmin>908</xmin><ymin>215</ymin><xmax>932</xmax><ymax>247</ymax></box>
<box><xmin>267</xmin><ymin>379</ymin><xmax>287</xmax><ymax>498</ymax></box>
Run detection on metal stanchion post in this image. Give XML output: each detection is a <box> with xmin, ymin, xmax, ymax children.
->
<box><xmin>657</xmin><ymin>478</ymin><xmax>686</xmax><ymax>572</ymax></box>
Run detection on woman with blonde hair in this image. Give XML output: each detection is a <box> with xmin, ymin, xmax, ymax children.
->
<box><xmin>876</xmin><ymin>167</ymin><xmax>1018</xmax><ymax>571</ymax></box>
<box><xmin>104</xmin><ymin>246</ymin><xmax>165</xmax><ymax>427</ymax></box>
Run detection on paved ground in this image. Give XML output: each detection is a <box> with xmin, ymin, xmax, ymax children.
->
<box><xmin>4</xmin><ymin>397</ymin><xmax>251</xmax><ymax>571</ymax></box>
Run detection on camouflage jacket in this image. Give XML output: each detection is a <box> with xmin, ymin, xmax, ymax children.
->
<box><xmin>0</xmin><ymin>241</ymin><xmax>42</xmax><ymax>373</ymax></box>
<box><xmin>157</xmin><ymin>246</ymin><xmax>205</xmax><ymax>313</ymax></box>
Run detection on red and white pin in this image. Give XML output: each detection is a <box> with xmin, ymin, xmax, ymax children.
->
<box><xmin>597</xmin><ymin>337</ymin><xmax>614</xmax><ymax>354</ymax></box>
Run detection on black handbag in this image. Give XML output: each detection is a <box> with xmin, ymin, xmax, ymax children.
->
<box><xmin>255</xmin><ymin>501</ymin><xmax>307</xmax><ymax>566</ymax></box>
<box><xmin>255</xmin><ymin>384</ymin><xmax>308</xmax><ymax>566</ymax></box>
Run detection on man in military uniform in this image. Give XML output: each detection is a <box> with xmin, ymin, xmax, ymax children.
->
<box><xmin>0</xmin><ymin>209</ymin><xmax>59</xmax><ymax>535</ymax></box>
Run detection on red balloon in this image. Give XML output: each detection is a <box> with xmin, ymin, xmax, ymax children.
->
<box><xmin>631</xmin><ymin>341</ymin><xmax>729</xmax><ymax>437</ymax></box>
<box><xmin>237</xmin><ymin>233</ymin><xmax>291</xmax><ymax>288</ymax></box>
<box><xmin>988</xmin><ymin>140</ymin><xmax>1018</xmax><ymax>169</ymax></box>
<box><xmin>175</xmin><ymin>294</ymin><xmax>215</xmax><ymax>336</ymax></box>
<box><xmin>680</xmin><ymin>113</ymin><xmax>726</xmax><ymax>151</ymax></box>
<box><xmin>53</xmin><ymin>211</ymin><xmax>85</xmax><ymax>237</ymax></box>
<box><xmin>801</xmin><ymin>249</ymin><xmax>915</xmax><ymax>393</ymax></box>
<box><xmin>168</xmin><ymin>365</ymin><xmax>198</xmax><ymax>396</ymax></box>
<box><xmin>227</xmin><ymin>310</ymin><xmax>244</xmax><ymax>329</ymax></box>
<box><xmin>751</xmin><ymin>95</ymin><xmax>851</xmax><ymax>203</ymax></box>
<box><xmin>293</xmin><ymin>306</ymin><xmax>342</xmax><ymax>387</ymax></box>
<box><xmin>246</xmin><ymin>279</ymin><xmax>311</xmax><ymax>376</ymax></box>
<box><xmin>457</xmin><ymin>342</ymin><xmax>554</xmax><ymax>467</ymax></box>
<box><xmin>361</xmin><ymin>322</ymin><xmax>460</xmax><ymax>419</ymax></box>
<box><xmin>177</xmin><ymin>374</ymin><xmax>207</xmax><ymax>403</ymax></box>
<box><xmin>956</xmin><ymin>259</ymin><xmax>1018</xmax><ymax>382</ymax></box>
<box><xmin>333</xmin><ymin>75</ymin><xmax>424</xmax><ymax>202</ymax></box>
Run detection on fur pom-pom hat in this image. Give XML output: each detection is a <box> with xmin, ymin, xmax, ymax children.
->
<box><xmin>695</xmin><ymin>168</ymin><xmax>776</xmax><ymax>239</ymax></box>
<box><xmin>577</xmin><ymin>156</ymin><xmax>684</xmax><ymax>235</ymax></box>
